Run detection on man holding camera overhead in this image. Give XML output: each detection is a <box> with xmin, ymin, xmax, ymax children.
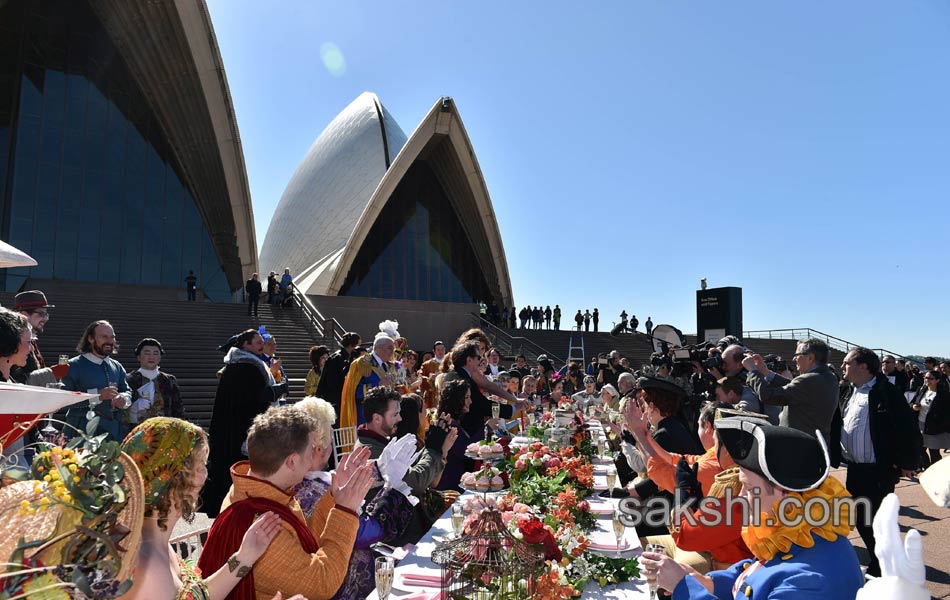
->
<box><xmin>742</xmin><ymin>338</ymin><xmax>839</xmax><ymax>444</ymax></box>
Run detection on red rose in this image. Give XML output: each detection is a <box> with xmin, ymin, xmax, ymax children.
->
<box><xmin>519</xmin><ymin>520</ymin><xmax>562</xmax><ymax>561</ymax></box>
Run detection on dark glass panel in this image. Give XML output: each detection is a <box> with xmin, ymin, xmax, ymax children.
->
<box><xmin>54</xmin><ymin>164</ymin><xmax>80</xmax><ymax>279</ymax></box>
<box><xmin>340</xmin><ymin>160</ymin><xmax>494</xmax><ymax>304</ymax></box>
<box><xmin>161</xmin><ymin>173</ymin><xmax>183</xmax><ymax>286</ymax></box>
<box><xmin>77</xmin><ymin>168</ymin><xmax>101</xmax><ymax>280</ymax></box>
<box><xmin>2</xmin><ymin>0</ymin><xmax>237</xmax><ymax>297</ymax></box>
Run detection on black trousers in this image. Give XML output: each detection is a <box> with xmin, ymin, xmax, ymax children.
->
<box><xmin>247</xmin><ymin>295</ymin><xmax>259</xmax><ymax>316</ymax></box>
<box><xmin>845</xmin><ymin>462</ymin><xmax>895</xmax><ymax>576</ymax></box>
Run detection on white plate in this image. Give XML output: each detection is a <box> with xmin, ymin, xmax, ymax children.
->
<box><xmin>459</xmin><ymin>483</ymin><xmax>507</xmax><ymax>494</ymax></box>
<box><xmin>464</xmin><ymin>452</ymin><xmax>505</xmax><ymax>461</ymax></box>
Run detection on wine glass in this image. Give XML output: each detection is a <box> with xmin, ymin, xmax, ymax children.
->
<box><xmin>596</xmin><ymin>438</ymin><xmax>606</xmax><ymax>460</ymax></box>
<box><xmin>451</xmin><ymin>502</ymin><xmax>465</xmax><ymax>538</ymax></box>
<box><xmin>58</xmin><ymin>354</ymin><xmax>69</xmax><ymax>366</ymax></box>
<box><xmin>491</xmin><ymin>401</ymin><xmax>501</xmax><ymax>421</ymax></box>
<box><xmin>644</xmin><ymin>542</ymin><xmax>670</xmax><ymax>599</ymax></box>
<box><xmin>612</xmin><ymin>508</ymin><xmax>626</xmax><ymax>550</ymax></box>
<box><xmin>375</xmin><ymin>556</ymin><xmax>394</xmax><ymax>600</ymax></box>
<box><xmin>42</xmin><ymin>382</ymin><xmax>63</xmax><ymax>439</ymax></box>
<box><xmin>605</xmin><ymin>465</ymin><xmax>617</xmax><ymax>490</ymax></box>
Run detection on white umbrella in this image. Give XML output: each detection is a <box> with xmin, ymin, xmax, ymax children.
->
<box><xmin>0</xmin><ymin>384</ymin><xmax>95</xmax><ymax>445</ymax></box>
<box><xmin>0</xmin><ymin>383</ymin><xmax>94</xmax><ymax>414</ymax></box>
<box><xmin>0</xmin><ymin>239</ymin><xmax>37</xmax><ymax>269</ymax></box>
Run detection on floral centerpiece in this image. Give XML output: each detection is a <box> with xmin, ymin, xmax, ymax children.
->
<box><xmin>0</xmin><ymin>418</ymin><xmax>144</xmax><ymax>599</ymax></box>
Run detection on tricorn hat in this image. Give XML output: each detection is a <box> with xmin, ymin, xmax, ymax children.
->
<box><xmin>13</xmin><ymin>290</ymin><xmax>53</xmax><ymax>310</ymax></box>
<box><xmin>715</xmin><ymin>416</ymin><xmax>829</xmax><ymax>492</ymax></box>
<box><xmin>636</xmin><ymin>376</ymin><xmax>687</xmax><ymax>399</ymax></box>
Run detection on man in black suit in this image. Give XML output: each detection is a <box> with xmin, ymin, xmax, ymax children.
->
<box><xmin>881</xmin><ymin>354</ymin><xmax>908</xmax><ymax>393</ymax></box>
<box><xmin>832</xmin><ymin>346</ymin><xmax>921</xmax><ymax>576</ymax></box>
<box><xmin>743</xmin><ymin>338</ymin><xmax>839</xmax><ymax>444</ymax></box>
<box><xmin>316</xmin><ymin>331</ymin><xmax>361</xmax><ymax>424</ymax></box>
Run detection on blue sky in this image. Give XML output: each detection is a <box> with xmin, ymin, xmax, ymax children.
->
<box><xmin>207</xmin><ymin>0</ymin><xmax>950</xmax><ymax>357</ymax></box>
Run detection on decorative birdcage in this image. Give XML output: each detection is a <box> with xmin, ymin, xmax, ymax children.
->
<box><xmin>432</xmin><ymin>507</ymin><xmax>544</xmax><ymax>599</ymax></box>
<box><xmin>543</xmin><ymin>426</ymin><xmax>572</xmax><ymax>450</ymax></box>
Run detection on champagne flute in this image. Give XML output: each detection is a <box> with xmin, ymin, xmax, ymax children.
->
<box><xmin>375</xmin><ymin>556</ymin><xmax>394</xmax><ymax>600</ymax></box>
<box><xmin>491</xmin><ymin>401</ymin><xmax>501</xmax><ymax>421</ymax></box>
<box><xmin>451</xmin><ymin>502</ymin><xmax>465</xmax><ymax>538</ymax></box>
<box><xmin>612</xmin><ymin>508</ymin><xmax>626</xmax><ymax>550</ymax></box>
<box><xmin>605</xmin><ymin>465</ymin><xmax>617</xmax><ymax>490</ymax></box>
<box><xmin>644</xmin><ymin>542</ymin><xmax>670</xmax><ymax>599</ymax></box>
<box><xmin>596</xmin><ymin>438</ymin><xmax>606</xmax><ymax>460</ymax></box>
<box><xmin>42</xmin><ymin>382</ymin><xmax>62</xmax><ymax>438</ymax></box>
<box><xmin>58</xmin><ymin>354</ymin><xmax>69</xmax><ymax>366</ymax></box>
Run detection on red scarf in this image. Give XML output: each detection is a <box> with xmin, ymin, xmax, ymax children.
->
<box><xmin>197</xmin><ymin>497</ymin><xmax>319</xmax><ymax>600</ymax></box>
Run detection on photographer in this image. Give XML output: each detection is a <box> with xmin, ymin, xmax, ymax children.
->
<box><xmin>596</xmin><ymin>349</ymin><xmax>628</xmax><ymax>389</ymax></box>
<box><xmin>716</xmin><ymin>344</ymin><xmax>774</xmax><ymax>421</ymax></box>
<box><xmin>743</xmin><ymin>338</ymin><xmax>839</xmax><ymax>443</ymax></box>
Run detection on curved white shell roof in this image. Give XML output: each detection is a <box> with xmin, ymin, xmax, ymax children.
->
<box><xmin>258</xmin><ymin>92</ymin><xmax>407</xmax><ymax>292</ymax></box>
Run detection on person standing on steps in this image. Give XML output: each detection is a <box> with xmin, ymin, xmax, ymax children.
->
<box><xmin>245</xmin><ymin>273</ymin><xmax>262</xmax><ymax>317</ymax></box>
<box><xmin>184</xmin><ymin>270</ymin><xmax>197</xmax><ymax>301</ymax></box>
<box><xmin>645</xmin><ymin>316</ymin><xmax>653</xmax><ymax>335</ymax></box>
<box><xmin>574</xmin><ymin>309</ymin><xmax>583</xmax><ymax>331</ymax></box>
<box><xmin>544</xmin><ymin>305</ymin><xmax>552</xmax><ymax>330</ymax></box>
<box><xmin>553</xmin><ymin>305</ymin><xmax>561</xmax><ymax>330</ymax></box>
<box><xmin>583</xmin><ymin>309</ymin><xmax>591</xmax><ymax>332</ymax></box>
<box><xmin>592</xmin><ymin>308</ymin><xmax>599</xmax><ymax>332</ymax></box>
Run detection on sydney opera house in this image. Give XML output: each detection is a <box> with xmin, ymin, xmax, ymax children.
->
<box><xmin>0</xmin><ymin>0</ymin><xmax>511</xmax><ymax>316</ymax></box>
<box><xmin>0</xmin><ymin>0</ymin><xmax>257</xmax><ymax>301</ymax></box>
<box><xmin>259</xmin><ymin>93</ymin><xmax>513</xmax><ymax>310</ymax></box>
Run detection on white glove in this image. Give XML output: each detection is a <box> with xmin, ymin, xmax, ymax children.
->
<box><xmin>377</xmin><ymin>434</ymin><xmax>416</xmax><ymax>486</ymax></box>
<box><xmin>385</xmin><ymin>477</ymin><xmax>419</xmax><ymax>506</ymax></box>
<box><xmin>855</xmin><ymin>493</ymin><xmax>928</xmax><ymax>600</ymax></box>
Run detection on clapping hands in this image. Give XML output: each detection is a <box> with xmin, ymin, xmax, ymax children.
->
<box><xmin>331</xmin><ymin>446</ymin><xmax>375</xmax><ymax>511</ymax></box>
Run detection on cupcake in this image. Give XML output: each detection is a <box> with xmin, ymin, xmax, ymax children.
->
<box><xmin>467</xmin><ymin>442</ymin><xmax>481</xmax><ymax>454</ymax></box>
<box><xmin>461</xmin><ymin>472</ymin><xmax>477</xmax><ymax>488</ymax></box>
<box><xmin>478</xmin><ymin>445</ymin><xmax>495</xmax><ymax>457</ymax></box>
<box><xmin>490</xmin><ymin>476</ymin><xmax>504</xmax><ymax>491</ymax></box>
<box><xmin>475</xmin><ymin>476</ymin><xmax>490</xmax><ymax>492</ymax></box>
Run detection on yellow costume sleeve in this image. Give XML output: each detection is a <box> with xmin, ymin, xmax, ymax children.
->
<box><xmin>339</xmin><ymin>358</ymin><xmax>371</xmax><ymax>431</ymax></box>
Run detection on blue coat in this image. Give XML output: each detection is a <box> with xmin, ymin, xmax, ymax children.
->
<box><xmin>61</xmin><ymin>354</ymin><xmax>131</xmax><ymax>442</ymax></box>
<box><xmin>672</xmin><ymin>535</ymin><xmax>863</xmax><ymax>600</ymax></box>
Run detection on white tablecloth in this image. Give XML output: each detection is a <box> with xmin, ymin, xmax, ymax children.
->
<box><xmin>366</xmin><ymin>421</ymin><xmax>651</xmax><ymax>598</ymax></box>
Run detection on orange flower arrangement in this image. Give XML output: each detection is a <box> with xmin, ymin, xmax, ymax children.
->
<box><xmin>533</xmin><ymin>562</ymin><xmax>579</xmax><ymax>599</ymax></box>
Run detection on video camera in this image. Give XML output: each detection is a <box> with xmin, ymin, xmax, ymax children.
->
<box><xmin>669</xmin><ymin>344</ymin><xmax>723</xmax><ymax>378</ymax></box>
<box><xmin>596</xmin><ymin>353</ymin><xmax>612</xmax><ymax>370</ymax></box>
<box><xmin>763</xmin><ymin>354</ymin><xmax>787</xmax><ymax>373</ymax></box>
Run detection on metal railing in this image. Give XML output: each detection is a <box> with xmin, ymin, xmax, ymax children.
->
<box><xmin>288</xmin><ymin>282</ymin><xmax>347</xmax><ymax>347</ymax></box>
<box><xmin>170</xmin><ymin>525</ymin><xmax>211</xmax><ymax>561</ymax></box>
<box><xmin>475</xmin><ymin>315</ymin><xmax>565</xmax><ymax>365</ymax></box>
<box><xmin>743</xmin><ymin>328</ymin><xmax>914</xmax><ymax>363</ymax></box>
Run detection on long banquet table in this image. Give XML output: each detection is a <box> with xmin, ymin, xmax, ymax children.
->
<box><xmin>366</xmin><ymin>421</ymin><xmax>651</xmax><ymax>599</ymax></box>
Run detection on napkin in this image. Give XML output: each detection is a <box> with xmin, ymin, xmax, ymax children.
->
<box><xmin>589</xmin><ymin>504</ymin><xmax>615</xmax><ymax>515</ymax></box>
<box><xmin>399</xmin><ymin>571</ymin><xmax>443</xmax><ymax>585</ymax></box>
<box><xmin>401</xmin><ymin>591</ymin><xmax>445</xmax><ymax>600</ymax></box>
<box><xmin>588</xmin><ymin>539</ymin><xmax>630</xmax><ymax>550</ymax></box>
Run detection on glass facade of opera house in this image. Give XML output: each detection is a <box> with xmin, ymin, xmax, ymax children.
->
<box><xmin>0</xmin><ymin>0</ymin><xmax>233</xmax><ymax>300</ymax></box>
<box><xmin>339</xmin><ymin>161</ymin><xmax>494</xmax><ymax>304</ymax></box>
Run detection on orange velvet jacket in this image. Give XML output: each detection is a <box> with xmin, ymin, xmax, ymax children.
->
<box><xmin>221</xmin><ymin>462</ymin><xmax>360</xmax><ymax>600</ymax></box>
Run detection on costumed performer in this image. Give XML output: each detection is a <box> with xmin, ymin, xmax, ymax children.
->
<box><xmin>640</xmin><ymin>416</ymin><xmax>864</xmax><ymax>599</ymax></box>
<box><xmin>121</xmin><ymin>417</ymin><xmax>297</xmax><ymax>600</ymax></box>
<box><xmin>339</xmin><ymin>321</ymin><xmax>397</xmax><ymax>429</ymax></box>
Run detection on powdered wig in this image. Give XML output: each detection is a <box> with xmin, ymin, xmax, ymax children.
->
<box><xmin>294</xmin><ymin>396</ymin><xmax>337</xmax><ymax>449</ymax></box>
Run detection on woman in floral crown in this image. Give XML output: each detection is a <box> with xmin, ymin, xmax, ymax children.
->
<box><xmin>121</xmin><ymin>417</ymin><xmax>296</xmax><ymax>600</ymax></box>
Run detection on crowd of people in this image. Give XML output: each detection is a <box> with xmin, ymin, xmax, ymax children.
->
<box><xmin>479</xmin><ymin>303</ymin><xmax>655</xmax><ymax>335</ymax></box>
<box><xmin>0</xmin><ymin>288</ymin><xmax>946</xmax><ymax>599</ymax></box>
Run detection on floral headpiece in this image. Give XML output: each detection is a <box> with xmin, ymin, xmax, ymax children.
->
<box><xmin>121</xmin><ymin>417</ymin><xmax>202</xmax><ymax>506</ymax></box>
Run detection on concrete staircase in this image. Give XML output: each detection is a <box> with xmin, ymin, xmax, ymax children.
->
<box><xmin>0</xmin><ymin>284</ymin><xmax>334</xmax><ymax>428</ymax></box>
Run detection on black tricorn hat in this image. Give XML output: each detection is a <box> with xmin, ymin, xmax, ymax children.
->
<box><xmin>636</xmin><ymin>376</ymin><xmax>687</xmax><ymax>399</ymax></box>
<box><xmin>715</xmin><ymin>416</ymin><xmax>829</xmax><ymax>492</ymax></box>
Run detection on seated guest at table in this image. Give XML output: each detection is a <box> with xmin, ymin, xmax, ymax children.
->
<box><xmin>356</xmin><ymin>387</ymin><xmax>459</xmax><ymax>502</ymax></box>
<box><xmin>628</xmin><ymin>402</ymin><xmax>754</xmax><ymax>574</ymax></box>
<box><xmin>641</xmin><ymin>416</ymin><xmax>863</xmax><ymax>600</ymax></box>
<box><xmin>198</xmin><ymin>406</ymin><xmax>376</xmax><ymax>600</ymax></box>
<box><xmin>391</xmin><ymin>394</ymin><xmax>459</xmax><ymax>544</ymax></box>
<box><xmin>435</xmin><ymin>379</ymin><xmax>475</xmax><ymax>492</ymax></box>
<box><xmin>625</xmin><ymin>377</ymin><xmax>704</xmax><ymax>494</ymax></box>
<box><xmin>520</xmin><ymin>375</ymin><xmax>541</xmax><ymax>413</ymax></box>
<box><xmin>121</xmin><ymin>417</ymin><xmax>287</xmax><ymax>600</ymax></box>
<box><xmin>293</xmin><ymin>397</ymin><xmax>414</xmax><ymax>600</ymax></box>
<box><xmin>572</xmin><ymin>375</ymin><xmax>603</xmax><ymax>413</ymax></box>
